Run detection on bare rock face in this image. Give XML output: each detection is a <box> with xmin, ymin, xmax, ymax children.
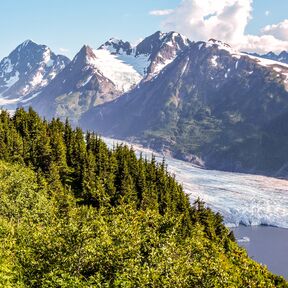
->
<box><xmin>248</xmin><ymin>50</ymin><xmax>288</xmax><ymax>65</ymax></box>
<box><xmin>3</xmin><ymin>32</ymin><xmax>288</xmax><ymax>176</ymax></box>
<box><xmin>80</xmin><ymin>39</ymin><xmax>288</xmax><ymax>176</ymax></box>
<box><xmin>135</xmin><ymin>31</ymin><xmax>192</xmax><ymax>79</ymax></box>
<box><xmin>29</xmin><ymin>45</ymin><xmax>120</xmax><ymax>124</ymax></box>
<box><xmin>99</xmin><ymin>38</ymin><xmax>133</xmax><ymax>55</ymax></box>
<box><xmin>22</xmin><ymin>31</ymin><xmax>191</xmax><ymax>122</ymax></box>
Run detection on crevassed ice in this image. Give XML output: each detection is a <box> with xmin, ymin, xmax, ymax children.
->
<box><xmin>103</xmin><ymin>137</ymin><xmax>288</xmax><ymax>229</ymax></box>
<box><xmin>90</xmin><ymin>49</ymin><xmax>143</xmax><ymax>92</ymax></box>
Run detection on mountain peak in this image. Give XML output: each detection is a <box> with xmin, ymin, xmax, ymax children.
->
<box><xmin>136</xmin><ymin>31</ymin><xmax>190</xmax><ymax>57</ymax></box>
<box><xmin>107</xmin><ymin>37</ymin><xmax>121</xmax><ymax>44</ymax></box>
<box><xmin>0</xmin><ymin>40</ymin><xmax>70</xmax><ymax>108</ymax></box>
<box><xmin>73</xmin><ymin>45</ymin><xmax>97</xmax><ymax>65</ymax></box>
<box><xmin>99</xmin><ymin>38</ymin><xmax>132</xmax><ymax>55</ymax></box>
<box><xmin>264</xmin><ymin>51</ymin><xmax>276</xmax><ymax>57</ymax></box>
<box><xmin>16</xmin><ymin>39</ymin><xmax>41</xmax><ymax>52</ymax></box>
<box><xmin>150</xmin><ymin>30</ymin><xmax>165</xmax><ymax>39</ymax></box>
<box><xmin>80</xmin><ymin>45</ymin><xmax>95</xmax><ymax>55</ymax></box>
<box><xmin>208</xmin><ymin>39</ymin><xmax>231</xmax><ymax>49</ymax></box>
<box><xmin>246</xmin><ymin>50</ymin><xmax>288</xmax><ymax>65</ymax></box>
<box><xmin>21</xmin><ymin>39</ymin><xmax>34</xmax><ymax>46</ymax></box>
<box><xmin>279</xmin><ymin>51</ymin><xmax>288</xmax><ymax>57</ymax></box>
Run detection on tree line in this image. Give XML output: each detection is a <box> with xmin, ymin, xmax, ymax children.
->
<box><xmin>0</xmin><ymin>107</ymin><xmax>286</xmax><ymax>287</ymax></box>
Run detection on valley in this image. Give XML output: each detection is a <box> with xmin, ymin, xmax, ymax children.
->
<box><xmin>2</xmin><ymin>32</ymin><xmax>288</xmax><ymax>177</ymax></box>
<box><xmin>103</xmin><ymin>137</ymin><xmax>288</xmax><ymax>229</ymax></box>
<box><xmin>3</xmin><ymin>0</ymin><xmax>288</xmax><ymax>285</ymax></box>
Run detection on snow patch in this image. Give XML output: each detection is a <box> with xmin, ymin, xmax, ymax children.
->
<box><xmin>1</xmin><ymin>58</ymin><xmax>14</xmax><ymax>74</ymax></box>
<box><xmin>43</xmin><ymin>48</ymin><xmax>52</xmax><ymax>63</ymax></box>
<box><xmin>30</xmin><ymin>71</ymin><xmax>44</xmax><ymax>87</ymax></box>
<box><xmin>4</xmin><ymin>71</ymin><xmax>19</xmax><ymax>88</ymax></box>
<box><xmin>49</xmin><ymin>71</ymin><xmax>57</xmax><ymax>79</ymax></box>
<box><xmin>80</xmin><ymin>75</ymin><xmax>93</xmax><ymax>87</ymax></box>
<box><xmin>21</xmin><ymin>92</ymin><xmax>41</xmax><ymax>103</ymax></box>
<box><xmin>89</xmin><ymin>49</ymin><xmax>143</xmax><ymax>92</ymax></box>
<box><xmin>211</xmin><ymin>55</ymin><xmax>218</xmax><ymax>67</ymax></box>
<box><xmin>116</xmin><ymin>53</ymin><xmax>150</xmax><ymax>77</ymax></box>
<box><xmin>198</xmin><ymin>43</ymin><xmax>204</xmax><ymax>50</ymax></box>
<box><xmin>46</xmin><ymin>59</ymin><xmax>54</xmax><ymax>68</ymax></box>
<box><xmin>244</xmin><ymin>54</ymin><xmax>288</xmax><ymax>69</ymax></box>
<box><xmin>180</xmin><ymin>58</ymin><xmax>189</xmax><ymax>77</ymax></box>
<box><xmin>152</xmin><ymin>58</ymin><xmax>174</xmax><ymax>75</ymax></box>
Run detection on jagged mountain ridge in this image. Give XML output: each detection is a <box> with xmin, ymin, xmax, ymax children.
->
<box><xmin>99</xmin><ymin>31</ymin><xmax>192</xmax><ymax>79</ymax></box>
<box><xmin>80</xmin><ymin>39</ymin><xmax>288</xmax><ymax>177</ymax></box>
<box><xmin>0</xmin><ymin>40</ymin><xmax>70</xmax><ymax>108</ymax></box>
<box><xmin>29</xmin><ymin>45</ymin><xmax>120</xmax><ymax>124</ymax></box>
<box><xmin>25</xmin><ymin>31</ymin><xmax>191</xmax><ymax>121</ymax></box>
<box><xmin>2</xmin><ymin>32</ymin><xmax>288</xmax><ymax>176</ymax></box>
<box><xmin>248</xmin><ymin>50</ymin><xmax>288</xmax><ymax>64</ymax></box>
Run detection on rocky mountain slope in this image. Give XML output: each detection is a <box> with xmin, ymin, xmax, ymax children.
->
<box><xmin>29</xmin><ymin>45</ymin><xmax>120</xmax><ymax>124</ymax></box>
<box><xmin>2</xmin><ymin>32</ymin><xmax>288</xmax><ymax>176</ymax></box>
<box><xmin>26</xmin><ymin>31</ymin><xmax>191</xmax><ymax>121</ymax></box>
<box><xmin>249</xmin><ymin>50</ymin><xmax>288</xmax><ymax>64</ymax></box>
<box><xmin>80</xmin><ymin>39</ymin><xmax>288</xmax><ymax>177</ymax></box>
<box><xmin>0</xmin><ymin>40</ymin><xmax>70</xmax><ymax>110</ymax></box>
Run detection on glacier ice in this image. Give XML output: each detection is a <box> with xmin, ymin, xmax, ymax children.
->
<box><xmin>103</xmin><ymin>137</ymin><xmax>288</xmax><ymax>229</ymax></box>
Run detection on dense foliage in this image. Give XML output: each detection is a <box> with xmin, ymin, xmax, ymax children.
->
<box><xmin>0</xmin><ymin>108</ymin><xmax>286</xmax><ymax>287</ymax></box>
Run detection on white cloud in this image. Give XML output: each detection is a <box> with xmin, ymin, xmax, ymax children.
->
<box><xmin>162</xmin><ymin>0</ymin><xmax>252</xmax><ymax>44</ymax></box>
<box><xmin>262</xmin><ymin>19</ymin><xmax>288</xmax><ymax>41</ymax></box>
<box><xmin>265</xmin><ymin>10</ymin><xmax>270</xmax><ymax>16</ymax></box>
<box><xmin>59</xmin><ymin>47</ymin><xmax>69</xmax><ymax>53</ymax></box>
<box><xmin>157</xmin><ymin>0</ymin><xmax>288</xmax><ymax>53</ymax></box>
<box><xmin>240</xmin><ymin>35</ymin><xmax>288</xmax><ymax>54</ymax></box>
<box><xmin>149</xmin><ymin>9</ymin><xmax>174</xmax><ymax>16</ymax></box>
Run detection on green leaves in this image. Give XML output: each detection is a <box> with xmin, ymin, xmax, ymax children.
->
<box><xmin>0</xmin><ymin>109</ymin><xmax>286</xmax><ymax>287</ymax></box>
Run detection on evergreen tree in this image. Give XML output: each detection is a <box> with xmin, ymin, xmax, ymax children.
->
<box><xmin>0</xmin><ymin>108</ymin><xmax>286</xmax><ymax>287</ymax></box>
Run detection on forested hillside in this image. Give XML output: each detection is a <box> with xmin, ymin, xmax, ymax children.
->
<box><xmin>0</xmin><ymin>108</ymin><xmax>286</xmax><ymax>287</ymax></box>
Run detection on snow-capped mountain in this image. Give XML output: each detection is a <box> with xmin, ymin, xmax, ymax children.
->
<box><xmin>99</xmin><ymin>38</ymin><xmax>133</xmax><ymax>55</ymax></box>
<box><xmin>26</xmin><ymin>31</ymin><xmax>191</xmax><ymax>121</ymax></box>
<box><xmin>99</xmin><ymin>31</ymin><xmax>191</xmax><ymax>79</ymax></box>
<box><xmin>0</xmin><ymin>40</ymin><xmax>70</xmax><ymax>108</ymax></box>
<box><xmin>248</xmin><ymin>50</ymin><xmax>288</xmax><ymax>65</ymax></box>
<box><xmin>80</xmin><ymin>38</ymin><xmax>288</xmax><ymax>177</ymax></box>
<box><xmin>2</xmin><ymin>32</ymin><xmax>288</xmax><ymax>176</ymax></box>
<box><xmin>135</xmin><ymin>31</ymin><xmax>192</xmax><ymax>79</ymax></box>
<box><xmin>29</xmin><ymin>45</ymin><xmax>120</xmax><ymax>124</ymax></box>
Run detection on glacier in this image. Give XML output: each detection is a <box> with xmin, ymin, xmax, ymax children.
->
<box><xmin>103</xmin><ymin>137</ymin><xmax>288</xmax><ymax>229</ymax></box>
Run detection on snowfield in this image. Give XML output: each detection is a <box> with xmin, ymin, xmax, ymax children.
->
<box><xmin>90</xmin><ymin>49</ymin><xmax>144</xmax><ymax>92</ymax></box>
<box><xmin>103</xmin><ymin>137</ymin><xmax>288</xmax><ymax>229</ymax></box>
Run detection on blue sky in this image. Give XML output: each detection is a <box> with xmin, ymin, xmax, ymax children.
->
<box><xmin>1</xmin><ymin>0</ymin><xmax>288</xmax><ymax>59</ymax></box>
<box><xmin>249</xmin><ymin>0</ymin><xmax>288</xmax><ymax>34</ymax></box>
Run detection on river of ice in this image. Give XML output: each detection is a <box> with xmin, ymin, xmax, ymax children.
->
<box><xmin>103</xmin><ymin>137</ymin><xmax>288</xmax><ymax>229</ymax></box>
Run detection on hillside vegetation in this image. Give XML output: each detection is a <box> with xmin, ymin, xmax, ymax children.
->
<box><xmin>0</xmin><ymin>108</ymin><xmax>286</xmax><ymax>287</ymax></box>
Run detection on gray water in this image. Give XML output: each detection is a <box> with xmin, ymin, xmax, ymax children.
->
<box><xmin>233</xmin><ymin>226</ymin><xmax>288</xmax><ymax>278</ymax></box>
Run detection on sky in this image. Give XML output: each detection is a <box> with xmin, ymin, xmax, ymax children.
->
<box><xmin>1</xmin><ymin>0</ymin><xmax>288</xmax><ymax>59</ymax></box>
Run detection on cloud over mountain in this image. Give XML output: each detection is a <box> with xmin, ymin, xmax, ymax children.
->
<box><xmin>262</xmin><ymin>19</ymin><xmax>288</xmax><ymax>41</ymax></box>
<box><xmin>154</xmin><ymin>0</ymin><xmax>288</xmax><ymax>53</ymax></box>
